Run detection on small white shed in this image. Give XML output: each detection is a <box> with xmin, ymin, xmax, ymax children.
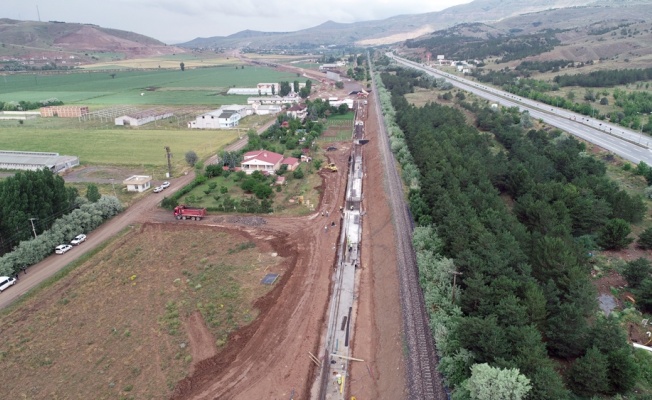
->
<box><xmin>123</xmin><ymin>175</ymin><xmax>152</xmax><ymax>192</ymax></box>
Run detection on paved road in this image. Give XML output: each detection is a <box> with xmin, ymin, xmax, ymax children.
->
<box><xmin>389</xmin><ymin>53</ymin><xmax>652</xmax><ymax>165</ymax></box>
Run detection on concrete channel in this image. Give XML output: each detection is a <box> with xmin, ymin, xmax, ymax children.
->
<box><xmin>313</xmin><ymin>101</ymin><xmax>368</xmax><ymax>400</ymax></box>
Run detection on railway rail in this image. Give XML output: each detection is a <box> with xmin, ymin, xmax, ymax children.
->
<box><xmin>370</xmin><ymin>65</ymin><xmax>447</xmax><ymax>400</ymax></box>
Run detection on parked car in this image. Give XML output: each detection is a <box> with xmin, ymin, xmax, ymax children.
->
<box><xmin>161</xmin><ymin>181</ymin><xmax>170</xmax><ymax>189</ymax></box>
<box><xmin>71</xmin><ymin>234</ymin><xmax>87</xmax><ymax>245</ymax></box>
<box><xmin>55</xmin><ymin>244</ymin><xmax>72</xmax><ymax>254</ymax></box>
<box><xmin>153</xmin><ymin>186</ymin><xmax>163</xmax><ymax>193</ymax></box>
<box><xmin>0</xmin><ymin>276</ymin><xmax>16</xmax><ymax>292</ymax></box>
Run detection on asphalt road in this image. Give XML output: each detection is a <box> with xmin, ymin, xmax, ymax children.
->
<box><xmin>389</xmin><ymin>53</ymin><xmax>652</xmax><ymax>165</ymax></box>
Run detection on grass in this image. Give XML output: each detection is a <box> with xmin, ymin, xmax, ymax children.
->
<box><xmin>0</xmin><ymin>127</ymin><xmax>239</xmax><ymax>166</ymax></box>
<box><xmin>0</xmin><ymin>66</ymin><xmax>301</xmax><ymax>106</ymax></box>
<box><xmin>179</xmin><ymin>165</ymin><xmax>321</xmax><ymax>216</ymax></box>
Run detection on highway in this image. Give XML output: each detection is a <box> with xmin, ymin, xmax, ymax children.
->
<box><xmin>388</xmin><ymin>53</ymin><xmax>652</xmax><ymax>165</ymax></box>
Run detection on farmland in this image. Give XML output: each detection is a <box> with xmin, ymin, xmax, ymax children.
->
<box><xmin>0</xmin><ymin>127</ymin><xmax>239</xmax><ymax>167</ymax></box>
<box><xmin>0</xmin><ymin>224</ymin><xmax>287</xmax><ymax>399</ymax></box>
<box><xmin>0</xmin><ymin>65</ymin><xmax>300</xmax><ymax>106</ymax></box>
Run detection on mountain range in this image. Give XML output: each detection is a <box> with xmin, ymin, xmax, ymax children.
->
<box><xmin>177</xmin><ymin>0</ymin><xmax>652</xmax><ymax>49</ymax></box>
<box><xmin>1</xmin><ymin>0</ymin><xmax>652</xmax><ymax>63</ymax></box>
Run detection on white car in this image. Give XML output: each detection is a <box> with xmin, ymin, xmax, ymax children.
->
<box><xmin>153</xmin><ymin>186</ymin><xmax>163</xmax><ymax>193</ymax></box>
<box><xmin>71</xmin><ymin>234</ymin><xmax>87</xmax><ymax>245</ymax></box>
<box><xmin>0</xmin><ymin>276</ymin><xmax>16</xmax><ymax>292</ymax></box>
<box><xmin>55</xmin><ymin>244</ymin><xmax>73</xmax><ymax>254</ymax></box>
<box><xmin>161</xmin><ymin>181</ymin><xmax>170</xmax><ymax>189</ymax></box>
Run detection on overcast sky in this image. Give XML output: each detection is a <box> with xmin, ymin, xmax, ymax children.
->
<box><xmin>2</xmin><ymin>0</ymin><xmax>473</xmax><ymax>44</ymax></box>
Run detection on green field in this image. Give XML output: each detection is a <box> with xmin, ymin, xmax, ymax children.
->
<box><xmin>0</xmin><ymin>66</ymin><xmax>300</xmax><ymax>106</ymax></box>
<box><xmin>0</xmin><ymin>128</ymin><xmax>239</xmax><ymax>166</ymax></box>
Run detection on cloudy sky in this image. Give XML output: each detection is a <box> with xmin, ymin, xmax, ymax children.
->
<box><xmin>3</xmin><ymin>0</ymin><xmax>473</xmax><ymax>44</ymax></box>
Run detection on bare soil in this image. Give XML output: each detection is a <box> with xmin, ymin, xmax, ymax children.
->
<box><xmin>0</xmin><ymin>63</ymin><xmax>406</xmax><ymax>400</ymax></box>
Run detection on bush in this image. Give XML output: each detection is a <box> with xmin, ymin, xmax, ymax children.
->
<box><xmin>293</xmin><ymin>168</ymin><xmax>304</xmax><ymax>179</ymax></box>
<box><xmin>185</xmin><ymin>150</ymin><xmax>198</xmax><ymax>166</ymax></box>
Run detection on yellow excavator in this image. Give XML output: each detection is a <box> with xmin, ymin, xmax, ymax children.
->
<box><xmin>324</xmin><ymin>163</ymin><xmax>338</xmax><ymax>172</ymax></box>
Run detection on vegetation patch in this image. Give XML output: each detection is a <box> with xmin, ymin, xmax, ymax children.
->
<box><xmin>0</xmin><ymin>226</ymin><xmax>284</xmax><ymax>399</ymax></box>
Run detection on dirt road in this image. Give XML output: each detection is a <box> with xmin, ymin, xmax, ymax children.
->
<box><xmin>0</xmin><ymin>174</ymin><xmax>195</xmax><ymax>311</ymax></box>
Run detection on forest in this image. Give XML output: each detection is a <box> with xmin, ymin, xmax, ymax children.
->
<box><xmin>377</xmin><ymin>66</ymin><xmax>650</xmax><ymax>399</ymax></box>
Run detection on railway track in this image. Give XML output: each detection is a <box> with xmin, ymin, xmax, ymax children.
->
<box><xmin>370</xmin><ymin>69</ymin><xmax>447</xmax><ymax>400</ymax></box>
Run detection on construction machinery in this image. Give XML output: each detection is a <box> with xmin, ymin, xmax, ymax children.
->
<box><xmin>324</xmin><ymin>163</ymin><xmax>338</xmax><ymax>172</ymax></box>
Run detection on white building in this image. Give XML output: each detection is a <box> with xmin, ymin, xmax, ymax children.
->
<box><xmin>252</xmin><ymin>104</ymin><xmax>283</xmax><ymax>115</ymax></box>
<box><xmin>329</xmin><ymin>99</ymin><xmax>354</xmax><ymax>109</ymax></box>
<box><xmin>247</xmin><ymin>96</ymin><xmax>299</xmax><ymax>105</ymax></box>
<box><xmin>189</xmin><ymin>109</ymin><xmax>241</xmax><ymax>129</ymax></box>
<box><xmin>0</xmin><ymin>150</ymin><xmax>79</xmax><ymax>173</ymax></box>
<box><xmin>123</xmin><ymin>175</ymin><xmax>152</xmax><ymax>192</ymax></box>
<box><xmin>115</xmin><ymin>110</ymin><xmax>173</xmax><ymax>126</ymax></box>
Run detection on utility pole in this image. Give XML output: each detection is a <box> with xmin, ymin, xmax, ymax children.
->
<box><xmin>449</xmin><ymin>270</ymin><xmax>463</xmax><ymax>304</ymax></box>
<box><xmin>164</xmin><ymin>146</ymin><xmax>172</xmax><ymax>178</ymax></box>
<box><xmin>29</xmin><ymin>218</ymin><xmax>38</xmax><ymax>239</ymax></box>
<box><xmin>110</xmin><ymin>178</ymin><xmax>116</xmax><ymax>197</ymax></box>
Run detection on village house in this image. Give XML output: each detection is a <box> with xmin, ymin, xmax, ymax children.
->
<box><xmin>122</xmin><ymin>175</ymin><xmax>152</xmax><ymax>192</ymax></box>
<box><xmin>241</xmin><ymin>150</ymin><xmax>285</xmax><ymax>175</ymax></box>
<box><xmin>281</xmin><ymin>157</ymin><xmax>300</xmax><ymax>171</ymax></box>
<box><xmin>285</xmin><ymin>104</ymin><xmax>308</xmax><ymax>121</ymax></box>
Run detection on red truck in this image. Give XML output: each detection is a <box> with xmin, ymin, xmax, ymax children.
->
<box><xmin>173</xmin><ymin>205</ymin><xmax>207</xmax><ymax>220</ymax></box>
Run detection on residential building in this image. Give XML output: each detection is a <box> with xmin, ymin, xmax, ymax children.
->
<box><xmin>286</xmin><ymin>104</ymin><xmax>307</xmax><ymax>121</ymax></box>
<box><xmin>189</xmin><ymin>108</ymin><xmax>242</xmax><ymax>129</ymax></box>
<box><xmin>241</xmin><ymin>150</ymin><xmax>285</xmax><ymax>175</ymax></box>
<box><xmin>252</xmin><ymin>104</ymin><xmax>283</xmax><ymax>116</ymax></box>
<box><xmin>281</xmin><ymin>157</ymin><xmax>300</xmax><ymax>171</ymax></box>
<box><xmin>122</xmin><ymin>175</ymin><xmax>152</xmax><ymax>192</ymax></box>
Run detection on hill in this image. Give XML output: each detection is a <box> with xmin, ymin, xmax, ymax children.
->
<box><xmin>0</xmin><ymin>19</ymin><xmax>184</xmax><ymax>66</ymax></box>
<box><xmin>399</xmin><ymin>3</ymin><xmax>652</xmax><ymax>69</ymax></box>
<box><xmin>178</xmin><ymin>0</ymin><xmax>607</xmax><ymax>49</ymax></box>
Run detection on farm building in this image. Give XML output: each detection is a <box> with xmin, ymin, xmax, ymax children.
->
<box><xmin>122</xmin><ymin>175</ymin><xmax>152</xmax><ymax>192</ymax></box>
<box><xmin>241</xmin><ymin>150</ymin><xmax>285</xmax><ymax>175</ymax></box>
<box><xmin>40</xmin><ymin>106</ymin><xmax>89</xmax><ymax>118</ymax></box>
<box><xmin>227</xmin><ymin>88</ymin><xmax>261</xmax><ymax>95</ymax></box>
<box><xmin>319</xmin><ymin>62</ymin><xmax>345</xmax><ymax>70</ymax></box>
<box><xmin>189</xmin><ymin>109</ymin><xmax>242</xmax><ymax>129</ymax></box>
<box><xmin>252</xmin><ymin>104</ymin><xmax>282</xmax><ymax>116</ymax></box>
<box><xmin>247</xmin><ymin>96</ymin><xmax>299</xmax><ymax>106</ymax></box>
<box><xmin>221</xmin><ymin>104</ymin><xmax>253</xmax><ymax>117</ymax></box>
<box><xmin>0</xmin><ymin>150</ymin><xmax>79</xmax><ymax>173</ymax></box>
<box><xmin>0</xmin><ymin>111</ymin><xmax>40</xmax><ymax>120</ymax></box>
<box><xmin>115</xmin><ymin>110</ymin><xmax>173</xmax><ymax>126</ymax></box>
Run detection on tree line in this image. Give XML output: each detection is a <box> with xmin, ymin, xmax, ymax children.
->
<box><xmin>554</xmin><ymin>67</ymin><xmax>652</xmax><ymax>88</ymax></box>
<box><xmin>0</xmin><ymin>169</ymin><xmax>78</xmax><ymax>255</ymax></box>
<box><xmin>378</xmin><ymin>65</ymin><xmax>644</xmax><ymax>399</ymax></box>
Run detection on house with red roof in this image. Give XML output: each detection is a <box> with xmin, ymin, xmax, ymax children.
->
<box><xmin>241</xmin><ymin>150</ymin><xmax>285</xmax><ymax>175</ymax></box>
<box><xmin>282</xmin><ymin>157</ymin><xmax>300</xmax><ymax>171</ymax></box>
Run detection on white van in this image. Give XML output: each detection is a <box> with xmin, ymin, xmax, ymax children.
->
<box><xmin>0</xmin><ymin>276</ymin><xmax>16</xmax><ymax>292</ymax></box>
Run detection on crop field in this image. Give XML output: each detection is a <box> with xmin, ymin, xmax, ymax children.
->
<box><xmin>0</xmin><ymin>127</ymin><xmax>238</xmax><ymax>166</ymax></box>
<box><xmin>321</xmin><ymin>113</ymin><xmax>354</xmax><ymax>142</ymax></box>
<box><xmin>0</xmin><ymin>66</ymin><xmax>300</xmax><ymax>106</ymax></box>
<box><xmin>0</xmin><ymin>225</ymin><xmax>286</xmax><ymax>399</ymax></box>
<box><xmin>83</xmin><ymin>54</ymin><xmax>242</xmax><ymax>70</ymax></box>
